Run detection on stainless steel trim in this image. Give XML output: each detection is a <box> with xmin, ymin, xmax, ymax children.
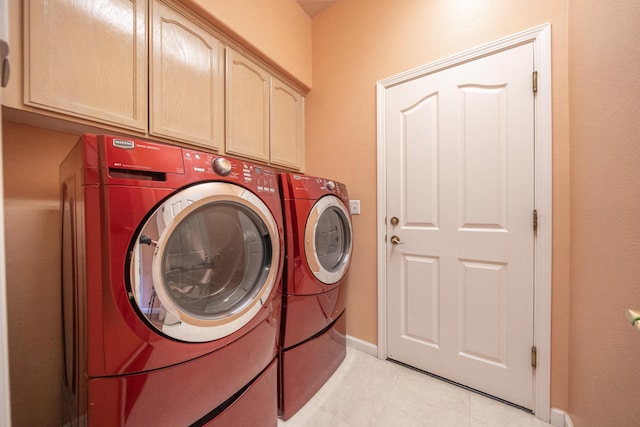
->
<box><xmin>130</xmin><ymin>182</ymin><xmax>280</xmax><ymax>342</ymax></box>
<box><xmin>304</xmin><ymin>195</ymin><xmax>353</xmax><ymax>285</ymax></box>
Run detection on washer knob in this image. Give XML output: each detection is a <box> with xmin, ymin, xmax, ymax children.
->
<box><xmin>326</xmin><ymin>180</ymin><xmax>336</xmax><ymax>191</ymax></box>
<box><xmin>212</xmin><ymin>157</ymin><xmax>232</xmax><ymax>176</ymax></box>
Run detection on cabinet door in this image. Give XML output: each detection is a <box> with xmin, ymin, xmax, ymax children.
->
<box><xmin>150</xmin><ymin>0</ymin><xmax>224</xmax><ymax>149</ymax></box>
<box><xmin>26</xmin><ymin>0</ymin><xmax>147</xmax><ymax>131</ymax></box>
<box><xmin>226</xmin><ymin>49</ymin><xmax>270</xmax><ymax>162</ymax></box>
<box><xmin>270</xmin><ymin>78</ymin><xmax>304</xmax><ymax>170</ymax></box>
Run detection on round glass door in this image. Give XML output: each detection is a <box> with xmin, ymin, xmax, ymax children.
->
<box><xmin>304</xmin><ymin>195</ymin><xmax>353</xmax><ymax>284</ymax></box>
<box><xmin>128</xmin><ymin>182</ymin><xmax>280</xmax><ymax>342</ymax></box>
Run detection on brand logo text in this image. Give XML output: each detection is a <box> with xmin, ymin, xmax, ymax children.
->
<box><xmin>113</xmin><ymin>139</ymin><xmax>135</xmax><ymax>149</ymax></box>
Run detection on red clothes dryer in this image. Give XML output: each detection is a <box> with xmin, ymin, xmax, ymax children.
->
<box><xmin>278</xmin><ymin>173</ymin><xmax>353</xmax><ymax>420</ymax></box>
<box><xmin>60</xmin><ymin>134</ymin><xmax>284</xmax><ymax>426</ymax></box>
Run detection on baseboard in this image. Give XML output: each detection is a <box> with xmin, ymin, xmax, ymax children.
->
<box><xmin>345</xmin><ymin>335</ymin><xmax>377</xmax><ymax>356</ymax></box>
<box><xmin>550</xmin><ymin>408</ymin><xmax>574</xmax><ymax>427</ymax></box>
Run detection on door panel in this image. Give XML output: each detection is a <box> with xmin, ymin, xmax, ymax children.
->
<box><xmin>403</xmin><ymin>255</ymin><xmax>439</xmax><ymax>346</ymax></box>
<box><xmin>27</xmin><ymin>0</ymin><xmax>147</xmax><ymax>130</ymax></box>
<box><xmin>226</xmin><ymin>49</ymin><xmax>271</xmax><ymax>162</ymax></box>
<box><xmin>386</xmin><ymin>43</ymin><xmax>535</xmax><ymax>409</ymax></box>
<box><xmin>150</xmin><ymin>0</ymin><xmax>225</xmax><ymax>148</ymax></box>
<box><xmin>404</xmin><ymin>93</ymin><xmax>439</xmax><ymax>227</ymax></box>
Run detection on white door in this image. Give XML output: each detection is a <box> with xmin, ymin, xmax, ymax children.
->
<box><xmin>385</xmin><ymin>43</ymin><xmax>535</xmax><ymax>409</ymax></box>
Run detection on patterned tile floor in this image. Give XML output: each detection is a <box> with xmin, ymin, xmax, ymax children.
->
<box><xmin>278</xmin><ymin>347</ymin><xmax>553</xmax><ymax>427</ymax></box>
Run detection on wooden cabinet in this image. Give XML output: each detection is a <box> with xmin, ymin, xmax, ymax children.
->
<box><xmin>21</xmin><ymin>0</ymin><xmax>304</xmax><ymax>169</ymax></box>
<box><xmin>227</xmin><ymin>49</ymin><xmax>304</xmax><ymax>170</ymax></box>
<box><xmin>25</xmin><ymin>0</ymin><xmax>148</xmax><ymax>131</ymax></box>
<box><xmin>226</xmin><ymin>49</ymin><xmax>270</xmax><ymax>162</ymax></box>
<box><xmin>150</xmin><ymin>0</ymin><xmax>225</xmax><ymax>149</ymax></box>
<box><xmin>270</xmin><ymin>77</ymin><xmax>304</xmax><ymax>170</ymax></box>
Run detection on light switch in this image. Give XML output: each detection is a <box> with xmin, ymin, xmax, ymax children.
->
<box><xmin>349</xmin><ymin>200</ymin><xmax>360</xmax><ymax>215</ymax></box>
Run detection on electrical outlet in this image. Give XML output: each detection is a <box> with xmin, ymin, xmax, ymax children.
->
<box><xmin>349</xmin><ymin>200</ymin><xmax>360</xmax><ymax>215</ymax></box>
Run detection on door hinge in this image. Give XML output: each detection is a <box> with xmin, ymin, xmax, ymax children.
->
<box><xmin>531</xmin><ymin>346</ymin><xmax>537</xmax><ymax>368</ymax></box>
<box><xmin>533</xmin><ymin>209</ymin><xmax>538</xmax><ymax>233</ymax></box>
<box><xmin>532</xmin><ymin>71</ymin><xmax>538</xmax><ymax>94</ymax></box>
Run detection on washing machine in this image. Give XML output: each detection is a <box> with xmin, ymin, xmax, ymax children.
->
<box><xmin>278</xmin><ymin>173</ymin><xmax>353</xmax><ymax>420</ymax></box>
<box><xmin>60</xmin><ymin>134</ymin><xmax>284</xmax><ymax>426</ymax></box>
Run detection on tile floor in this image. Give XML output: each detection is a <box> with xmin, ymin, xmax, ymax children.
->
<box><xmin>278</xmin><ymin>347</ymin><xmax>553</xmax><ymax>427</ymax></box>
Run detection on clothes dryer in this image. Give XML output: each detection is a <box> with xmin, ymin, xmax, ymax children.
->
<box><xmin>278</xmin><ymin>173</ymin><xmax>353</xmax><ymax>420</ymax></box>
<box><xmin>60</xmin><ymin>134</ymin><xmax>284</xmax><ymax>426</ymax></box>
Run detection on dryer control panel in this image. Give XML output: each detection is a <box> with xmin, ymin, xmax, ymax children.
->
<box><xmin>284</xmin><ymin>173</ymin><xmax>350</xmax><ymax>203</ymax></box>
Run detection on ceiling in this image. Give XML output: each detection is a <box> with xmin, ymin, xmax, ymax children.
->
<box><xmin>296</xmin><ymin>0</ymin><xmax>339</xmax><ymax>17</ymax></box>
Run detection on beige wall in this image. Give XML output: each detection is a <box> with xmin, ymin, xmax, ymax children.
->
<box><xmin>182</xmin><ymin>0</ymin><xmax>312</xmax><ymax>88</ymax></box>
<box><xmin>568</xmin><ymin>1</ymin><xmax>640</xmax><ymax>426</ymax></box>
<box><xmin>2</xmin><ymin>122</ymin><xmax>79</xmax><ymax>426</ymax></box>
<box><xmin>305</xmin><ymin>0</ymin><xmax>571</xmax><ymax>411</ymax></box>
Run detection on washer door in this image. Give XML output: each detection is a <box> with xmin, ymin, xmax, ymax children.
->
<box><xmin>128</xmin><ymin>182</ymin><xmax>280</xmax><ymax>342</ymax></box>
<box><xmin>304</xmin><ymin>195</ymin><xmax>353</xmax><ymax>285</ymax></box>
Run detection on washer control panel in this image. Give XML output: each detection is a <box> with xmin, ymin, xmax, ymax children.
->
<box><xmin>183</xmin><ymin>149</ymin><xmax>278</xmax><ymax>194</ymax></box>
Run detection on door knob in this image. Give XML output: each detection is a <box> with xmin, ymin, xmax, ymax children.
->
<box><xmin>390</xmin><ymin>216</ymin><xmax>399</xmax><ymax>226</ymax></box>
<box><xmin>627</xmin><ymin>309</ymin><xmax>640</xmax><ymax>330</ymax></box>
<box><xmin>390</xmin><ymin>235</ymin><xmax>403</xmax><ymax>245</ymax></box>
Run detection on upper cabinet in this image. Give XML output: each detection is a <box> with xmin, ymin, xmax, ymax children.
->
<box><xmin>227</xmin><ymin>49</ymin><xmax>304</xmax><ymax>170</ymax></box>
<box><xmin>226</xmin><ymin>49</ymin><xmax>270</xmax><ymax>162</ymax></box>
<box><xmin>18</xmin><ymin>0</ymin><xmax>304</xmax><ymax>169</ymax></box>
<box><xmin>270</xmin><ymin>77</ymin><xmax>304</xmax><ymax>170</ymax></box>
<box><xmin>150</xmin><ymin>0</ymin><xmax>225</xmax><ymax>149</ymax></box>
<box><xmin>25</xmin><ymin>0</ymin><xmax>148</xmax><ymax>131</ymax></box>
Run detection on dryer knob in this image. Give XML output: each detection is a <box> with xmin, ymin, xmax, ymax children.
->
<box><xmin>212</xmin><ymin>157</ymin><xmax>232</xmax><ymax>176</ymax></box>
<box><xmin>326</xmin><ymin>180</ymin><xmax>336</xmax><ymax>191</ymax></box>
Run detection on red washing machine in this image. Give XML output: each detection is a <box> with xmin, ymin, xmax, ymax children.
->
<box><xmin>278</xmin><ymin>173</ymin><xmax>353</xmax><ymax>420</ymax></box>
<box><xmin>60</xmin><ymin>134</ymin><xmax>284</xmax><ymax>426</ymax></box>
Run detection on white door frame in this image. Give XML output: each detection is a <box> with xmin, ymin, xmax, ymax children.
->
<box><xmin>376</xmin><ymin>23</ymin><xmax>552</xmax><ymax>421</ymax></box>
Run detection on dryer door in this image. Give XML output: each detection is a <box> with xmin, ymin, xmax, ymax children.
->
<box><xmin>128</xmin><ymin>182</ymin><xmax>280</xmax><ymax>342</ymax></box>
<box><xmin>304</xmin><ymin>195</ymin><xmax>353</xmax><ymax>284</ymax></box>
